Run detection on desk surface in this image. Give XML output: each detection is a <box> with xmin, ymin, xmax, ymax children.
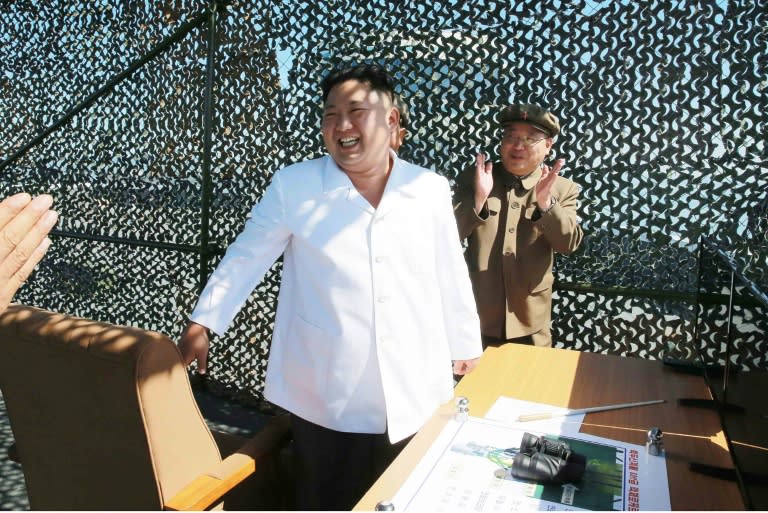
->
<box><xmin>355</xmin><ymin>345</ymin><xmax>744</xmax><ymax>510</ymax></box>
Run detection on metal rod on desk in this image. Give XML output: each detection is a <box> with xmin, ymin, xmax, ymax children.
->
<box><xmin>516</xmin><ymin>399</ymin><xmax>666</xmax><ymax>422</ymax></box>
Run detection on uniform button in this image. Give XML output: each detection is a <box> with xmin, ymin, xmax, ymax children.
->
<box><xmin>508</xmin><ymin>227</ymin><xmax>515</xmax><ymax>233</ymax></box>
<box><xmin>510</xmin><ymin>202</ymin><xmax>520</xmax><ymax>209</ymax></box>
<box><xmin>377</xmin><ymin>297</ymin><xmax>387</xmax><ymax>303</ymax></box>
<box><xmin>375</xmin><ymin>256</ymin><xmax>384</xmax><ymax>263</ymax></box>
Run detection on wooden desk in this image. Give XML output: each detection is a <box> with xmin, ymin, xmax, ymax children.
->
<box><xmin>355</xmin><ymin>345</ymin><xmax>744</xmax><ymax>510</ymax></box>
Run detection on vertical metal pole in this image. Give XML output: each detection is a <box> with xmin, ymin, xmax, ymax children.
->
<box><xmin>199</xmin><ymin>0</ymin><xmax>219</xmax><ymax>292</ymax></box>
<box><xmin>692</xmin><ymin>237</ymin><xmax>703</xmax><ymax>361</ymax></box>
<box><xmin>722</xmin><ymin>269</ymin><xmax>736</xmax><ymax>403</ymax></box>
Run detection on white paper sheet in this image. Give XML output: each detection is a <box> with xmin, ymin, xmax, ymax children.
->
<box><xmin>391</xmin><ymin>415</ymin><xmax>670</xmax><ymax>511</ymax></box>
<box><xmin>485</xmin><ymin>396</ymin><xmax>586</xmax><ymax>434</ymax></box>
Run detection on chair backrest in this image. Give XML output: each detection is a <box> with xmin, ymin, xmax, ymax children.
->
<box><xmin>0</xmin><ymin>304</ymin><xmax>222</xmax><ymax>510</ymax></box>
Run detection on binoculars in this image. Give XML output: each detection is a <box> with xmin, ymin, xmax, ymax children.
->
<box><xmin>509</xmin><ymin>432</ymin><xmax>586</xmax><ymax>484</ymax></box>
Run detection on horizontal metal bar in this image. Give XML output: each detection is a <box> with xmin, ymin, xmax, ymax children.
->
<box><xmin>554</xmin><ymin>282</ymin><xmax>697</xmax><ymax>302</ymax></box>
<box><xmin>49</xmin><ymin>229</ymin><xmax>224</xmax><ymax>256</ymax></box>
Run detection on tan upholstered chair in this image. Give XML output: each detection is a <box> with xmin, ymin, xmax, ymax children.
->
<box><xmin>0</xmin><ymin>304</ymin><xmax>291</xmax><ymax>510</ymax></box>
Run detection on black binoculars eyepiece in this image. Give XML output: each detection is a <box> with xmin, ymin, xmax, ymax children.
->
<box><xmin>510</xmin><ymin>433</ymin><xmax>586</xmax><ymax>484</ymax></box>
<box><xmin>520</xmin><ymin>432</ymin><xmax>573</xmax><ymax>460</ymax></box>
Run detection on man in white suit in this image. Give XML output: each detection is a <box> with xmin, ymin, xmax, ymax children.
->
<box><xmin>179</xmin><ymin>63</ymin><xmax>482</xmax><ymax>510</ymax></box>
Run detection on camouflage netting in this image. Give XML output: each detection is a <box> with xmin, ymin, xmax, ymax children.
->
<box><xmin>1</xmin><ymin>0</ymin><xmax>765</xmax><ymax>406</ymax></box>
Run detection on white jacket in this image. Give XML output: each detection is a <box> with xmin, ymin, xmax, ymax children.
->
<box><xmin>191</xmin><ymin>153</ymin><xmax>482</xmax><ymax>442</ymax></box>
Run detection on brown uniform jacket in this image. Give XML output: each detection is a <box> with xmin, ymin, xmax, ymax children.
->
<box><xmin>453</xmin><ymin>162</ymin><xmax>583</xmax><ymax>341</ymax></box>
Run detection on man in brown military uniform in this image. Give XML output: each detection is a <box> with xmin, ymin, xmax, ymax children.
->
<box><xmin>453</xmin><ymin>104</ymin><xmax>583</xmax><ymax>347</ymax></box>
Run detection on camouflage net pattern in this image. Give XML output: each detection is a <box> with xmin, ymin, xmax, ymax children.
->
<box><xmin>697</xmin><ymin>238</ymin><xmax>768</xmax><ymax>372</ymax></box>
<box><xmin>1</xmin><ymin>0</ymin><xmax>765</xmax><ymax>406</ymax></box>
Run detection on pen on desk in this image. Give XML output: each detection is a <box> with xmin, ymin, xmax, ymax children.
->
<box><xmin>516</xmin><ymin>399</ymin><xmax>666</xmax><ymax>422</ymax></box>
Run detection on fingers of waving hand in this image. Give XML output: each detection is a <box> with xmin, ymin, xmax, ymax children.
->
<box><xmin>0</xmin><ymin>194</ymin><xmax>56</xmax><ymax>259</ymax></box>
<box><xmin>0</xmin><ymin>236</ymin><xmax>52</xmax><ymax>313</ymax></box>
<box><xmin>0</xmin><ymin>194</ymin><xmax>57</xmax><ymax>305</ymax></box>
<box><xmin>0</xmin><ymin>193</ymin><xmax>36</xmax><ymax>229</ymax></box>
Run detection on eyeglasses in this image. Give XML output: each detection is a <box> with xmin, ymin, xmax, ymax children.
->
<box><xmin>501</xmin><ymin>135</ymin><xmax>548</xmax><ymax>147</ymax></box>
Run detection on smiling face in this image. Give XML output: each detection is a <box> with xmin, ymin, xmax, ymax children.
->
<box><xmin>499</xmin><ymin>122</ymin><xmax>553</xmax><ymax>176</ymax></box>
<box><xmin>321</xmin><ymin>79</ymin><xmax>398</xmax><ymax>176</ymax></box>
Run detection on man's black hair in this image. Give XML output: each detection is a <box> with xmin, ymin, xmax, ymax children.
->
<box><xmin>393</xmin><ymin>93</ymin><xmax>409</xmax><ymax>130</ymax></box>
<box><xmin>321</xmin><ymin>63</ymin><xmax>396</xmax><ymax>104</ymax></box>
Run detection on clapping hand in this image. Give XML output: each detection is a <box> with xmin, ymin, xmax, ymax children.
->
<box><xmin>474</xmin><ymin>149</ymin><xmax>494</xmax><ymax>213</ymax></box>
<box><xmin>535</xmin><ymin>159</ymin><xmax>565</xmax><ymax>210</ymax></box>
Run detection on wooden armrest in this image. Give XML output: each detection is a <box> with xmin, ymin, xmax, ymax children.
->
<box><xmin>164</xmin><ymin>414</ymin><xmax>291</xmax><ymax>511</ymax></box>
<box><xmin>164</xmin><ymin>453</ymin><xmax>255</xmax><ymax>511</ymax></box>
